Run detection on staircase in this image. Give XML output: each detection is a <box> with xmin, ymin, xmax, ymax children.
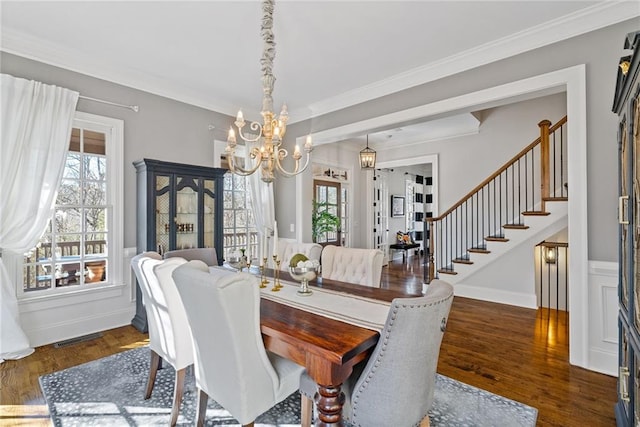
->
<box><xmin>426</xmin><ymin>116</ymin><xmax>568</xmax><ymax>287</ymax></box>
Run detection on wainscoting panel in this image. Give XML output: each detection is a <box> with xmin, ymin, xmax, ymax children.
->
<box><xmin>588</xmin><ymin>260</ymin><xmax>618</xmax><ymax>376</ymax></box>
<box><xmin>19</xmin><ymin>247</ymin><xmax>138</xmax><ymax>348</ymax></box>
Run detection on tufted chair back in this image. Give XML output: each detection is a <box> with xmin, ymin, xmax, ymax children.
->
<box><xmin>300</xmin><ymin>279</ymin><xmax>454</xmax><ymax>427</ymax></box>
<box><xmin>164</xmin><ymin>247</ymin><xmax>219</xmax><ymax>266</ymax></box>
<box><xmin>320</xmin><ymin>245</ymin><xmax>383</xmax><ymax>287</ymax></box>
<box><xmin>172</xmin><ymin>263</ymin><xmax>305</xmax><ymax>426</ymax></box>
<box><xmin>131</xmin><ymin>252</ymin><xmax>207</xmax><ymax>425</ymax></box>
<box><xmin>277</xmin><ymin>238</ymin><xmax>322</xmax><ymax>270</ymax></box>
<box><xmin>143</xmin><ymin>256</ymin><xmax>194</xmax><ymax>370</ymax></box>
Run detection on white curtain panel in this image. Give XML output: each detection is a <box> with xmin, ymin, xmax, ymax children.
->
<box><xmin>0</xmin><ymin>74</ymin><xmax>79</xmax><ymax>362</ymax></box>
<box><xmin>245</xmin><ymin>137</ymin><xmax>275</xmax><ymax>259</ymax></box>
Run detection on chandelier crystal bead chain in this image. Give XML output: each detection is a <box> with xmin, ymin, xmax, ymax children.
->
<box><xmin>225</xmin><ymin>0</ymin><xmax>312</xmax><ymax>184</ymax></box>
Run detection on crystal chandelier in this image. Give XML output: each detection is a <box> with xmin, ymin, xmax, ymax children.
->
<box><xmin>225</xmin><ymin>0</ymin><xmax>312</xmax><ymax>184</ymax></box>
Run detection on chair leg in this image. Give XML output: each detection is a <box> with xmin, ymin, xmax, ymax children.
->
<box><xmin>169</xmin><ymin>368</ymin><xmax>187</xmax><ymax>426</ymax></box>
<box><xmin>145</xmin><ymin>350</ymin><xmax>161</xmax><ymax>399</ymax></box>
<box><xmin>195</xmin><ymin>388</ymin><xmax>208</xmax><ymax>427</ymax></box>
<box><xmin>242</xmin><ymin>424</ymin><xmax>255</xmax><ymax>427</ymax></box>
<box><xmin>301</xmin><ymin>394</ymin><xmax>313</xmax><ymax>427</ymax></box>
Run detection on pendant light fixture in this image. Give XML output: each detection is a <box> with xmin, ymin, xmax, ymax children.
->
<box><xmin>359</xmin><ymin>135</ymin><xmax>376</xmax><ymax>169</ymax></box>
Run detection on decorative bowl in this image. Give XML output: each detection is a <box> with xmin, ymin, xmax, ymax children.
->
<box><xmin>289</xmin><ymin>266</ymin><xmax>320</xmax><ymax>296</ymax></box>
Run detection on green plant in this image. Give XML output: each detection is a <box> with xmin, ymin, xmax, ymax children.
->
<box><xmin>312</xmin><ymin>201</ymin><xmax>341</xmax><ymax>243</ymax></box>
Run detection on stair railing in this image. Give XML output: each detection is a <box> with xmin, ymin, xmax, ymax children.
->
<box><xmin>425</xmin><ymin>116</ymin><xmax>567</xmax><ymax>283</ymax></box>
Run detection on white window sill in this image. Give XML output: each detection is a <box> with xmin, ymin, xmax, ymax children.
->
<box><xmin>18</xmin><ymin>282</ymin><xmax>129</xmax><ymax>313</ymax></box>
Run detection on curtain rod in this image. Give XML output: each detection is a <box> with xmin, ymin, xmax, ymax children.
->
<box><xmin>79</xmin><ymin>95</ymin><xmax>139</xmax><ymax>112</ymax></box>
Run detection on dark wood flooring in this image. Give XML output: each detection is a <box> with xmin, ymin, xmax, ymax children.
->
<box><xmin>1</xmin><ymin>253</ymin><xmax>616</xmax><ymax>426</ymax></box>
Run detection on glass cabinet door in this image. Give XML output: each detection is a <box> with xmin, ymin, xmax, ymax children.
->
<box><xmin>155</xmin><ymin>174</ymin><xmax>171</xmax><ymax>254</ymax></box>
<box><xmin>621</xmin><ymin>117</ymin><xmax>630</xmax><ymax>312</ymax></box>
<box><xmin>175</xmin><ymin>176</ymin><xmax>199</xmax><ymax>250</ymax></box>
<box><xmin>203</xmin><ymin>178</ymin><xmax>216</xmax><ymax>248</ymax></box>
<box><xmin>635</xmin><ymin>350</ymin><xmax>640</xmax><ymax>427</ymax></box>
<box><xmin>621</xmin><ymin>326</ymin><xmax>631</xmax><ymax>419</ymax></box>
<box><xmin>634</xmin><ymin>95</ymin><xmax>640</xmax><ymax>334</ymax></box>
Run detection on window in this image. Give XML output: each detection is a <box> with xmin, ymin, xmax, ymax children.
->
<box><xmin>19</xmin><ymin>112</ymin><xmax>123</xmax><ymax>296</ymax></box>
<box><xmin>222</xmin><ymin>172</ymin><xmax>257</xmax><ymax>258</ymax></box>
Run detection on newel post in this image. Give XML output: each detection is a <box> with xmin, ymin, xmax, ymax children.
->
<box><xmin>539</xmin><ymin>119</ymin><xmax>552</xmax><ymax>208</ymax></box>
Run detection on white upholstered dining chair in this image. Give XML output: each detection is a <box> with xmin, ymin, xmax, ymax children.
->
<box><xmin>277</xmin><ymin>238</ymin><xmax>322</xmax><ymax>270</ymax></box>
<box><xmin>172</xmin><ymin>263</ymin><xmax>305</xmax><ymax>427</ymax></box>
<box><xmin>130</xmin><ymin>252</ymin><xmax>206</xmax><ymax>426</ymax></box>
<box><xmin>163</xmin><ymin>247</ymin><xmax>219</xmax><ymax>266</ymax></box>
<box><xmin>299</xmin><ymin>279</ymin><xmax>454</xmax><ymax>427</ymax></box>
<box><xmin>320</xmin><ymin>245</ymin><xmax>384</xmax><ymax>287</ymax></box>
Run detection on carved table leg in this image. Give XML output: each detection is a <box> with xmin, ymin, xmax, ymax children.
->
<box><xmin>314</xmin><ymin>384</ymin><xmax>345</xmax><ymax>426</ymax></box>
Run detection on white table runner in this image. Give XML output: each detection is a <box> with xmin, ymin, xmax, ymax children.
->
<box><xmin>210</xmin><ymin>266</ymin><xmax>390</xmax><ymax>331</ymax></box>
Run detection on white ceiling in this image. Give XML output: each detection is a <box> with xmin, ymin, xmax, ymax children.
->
<box><xmin>1</xmin><ymin>1</ymin><xmax>637</xmax><ymax>144</ymax></box>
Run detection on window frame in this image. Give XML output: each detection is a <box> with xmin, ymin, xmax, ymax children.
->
<box><xmin>222</xmin><ymin>171</ymin><xmax>257</xmax><ymax>259</ymax></box>
<box><xmin>17</xmin><ymin>111</ymin><xmax>124</xmax><ymax>301</ymax></box>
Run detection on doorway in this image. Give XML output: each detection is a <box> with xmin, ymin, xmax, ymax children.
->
<box><xmin>314</xmin><ymin>180</ymin><xmax>342</xmax><ymax>246</ymax></box>
<box><xmin>304</xmin><ymin>66</ymin><xmax>587</xmax><ymax>368</ymax></box>
<box><xmin>373</xmin><ymin>170</ymin><xmax>390</xmax><ymax>263</ymax></box>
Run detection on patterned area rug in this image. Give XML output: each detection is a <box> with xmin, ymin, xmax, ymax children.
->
<box><xmin>39</xmin><ymin>346</ymin><xmax>537</xmax><ymax>426</ymax></box>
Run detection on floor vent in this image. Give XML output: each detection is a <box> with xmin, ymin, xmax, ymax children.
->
<box><xmin>53</xmin><ymin>332</ymin><xmax>103</xmax><ymax>348</ymax></box>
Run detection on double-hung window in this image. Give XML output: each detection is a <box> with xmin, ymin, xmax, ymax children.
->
<box><xmin>19</xmin><ymin>112</ymin><xmax>123</xmax><ymax>297</ymax></box>
<box><xmin>222</xmin><ymin>172</ymin><xmax>257</xmax><ymax>258</ymax></box>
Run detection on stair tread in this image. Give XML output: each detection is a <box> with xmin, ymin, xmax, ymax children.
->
<box><xmin>543</xmin><ymin>196</ymin><xmax>568</xmax><ymax>202</ymax></box>
<box><xmin>452</xmin><ymin>258</ymin><xmax>474</xmax><ymax>265</ymax></box>
<box><xmin>468</xmin><ymin>247</ymin><xmax>491</xmax><ymax>254</ymax></box>
<box><xmin>503</xmin><ymin>224</ymin><xmax>530</xmax><ymax>230</ymax></box>
<box><xmin>437</xmin><ymin>268</ymin><xmax>458</xmax><ymax>275</ymax></box>
<box><xmin>485</xmin><ymin>235</ymin><xmax>509</xmax><ymax>242</ymax></box>
<box><xmin>522</xmin><ymin>211</ymin><xmax>550</xmax><ymax>216</ymax></box>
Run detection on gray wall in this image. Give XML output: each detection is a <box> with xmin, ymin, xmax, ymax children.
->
<box><xmin>384</xmin><ymin>92</ymin><xmax>565</xmax><ymax>248</ymax></box>
<box><xmin>283</xmin><ymin>18</ymin><xmax>639</xmax><ymax>262</ymax></box>
<box><xmin>4</xmin><ymin>16</ymin><xmax>637</xmax><ymax>262</ymax></box>
<box><xmin>1</xmin><ymin>52</ymin><xmax>235</xmax><ymax>249</ymax></box>
<box><xmin>388</xmin><ymin>93</ymin><xmax>566</xmax><ymax>211</ymax></box>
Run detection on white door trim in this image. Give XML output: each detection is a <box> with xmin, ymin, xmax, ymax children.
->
<box><xmin>304</xmin><ymin>65</ymin><xmax>589</xmax><ymax>369</ymax></box>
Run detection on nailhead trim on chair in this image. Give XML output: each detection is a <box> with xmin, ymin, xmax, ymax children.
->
<box><xmin>350</xmin><ymin>294</ymin><xmax>453</xmax><ymax>426</ymax></box>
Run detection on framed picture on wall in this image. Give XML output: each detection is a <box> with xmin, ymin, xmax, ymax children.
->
<box><xmin>391</xmin><ymin>195</ymin><xmax>405</xmax><ymax>217</ymax></box>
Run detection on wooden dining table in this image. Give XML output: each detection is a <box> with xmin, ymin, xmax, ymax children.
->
<box><xmin>259</xmin><ymin>272</ymin><xmax>418</xmax><ymax>426</ymax></box>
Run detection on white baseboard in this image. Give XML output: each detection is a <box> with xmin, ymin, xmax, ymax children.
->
<box><xmin>26</xmin><ymin>306</ymin><xmax>136</xmax><ymax>348</ymax></box>
<box><xmin>452</xmin><ymin>283</ymin><xmax>538</xmax><ymax>308</ymax></box>
<box><xmin>588</xmin><ymin>347</ymin><xmax>617</xmax><ymax>377</ymax></box>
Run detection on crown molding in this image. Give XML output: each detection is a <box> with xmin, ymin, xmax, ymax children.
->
<box><xmin>0</xmin><ymin>28</ymin><xmax>238</xmax><ymax>117</ymax></box>
<box><xmin>1</xmin><ymin>2</ymin><xmax>635</xmax><ymax>123</ymax></box>
<box><xmin>306</xmin><ymin>1</ymin><xmax>639</xmax><ymax>121</ymax></box>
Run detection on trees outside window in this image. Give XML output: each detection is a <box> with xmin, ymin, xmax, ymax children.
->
<box><xmin>21</xmin><ymin>115</ymin><xmax>122</xmax><ymax>294</ymax></box>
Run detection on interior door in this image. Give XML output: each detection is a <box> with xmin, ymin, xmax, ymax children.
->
<box><xmin>314</xmin><ymin>180</ymin><xmax>341</xmax><ymax>246</ymax></box>
<box><xmin>373</xmin><ymin>171</ymin><xmax>389</xmax><ymax>264</ymax></box>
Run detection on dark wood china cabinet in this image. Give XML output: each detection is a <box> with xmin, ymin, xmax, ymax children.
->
<box><xmin>131</xmin><ymin>158</ymin><xmax>226</xmax><ymax>332</ymax></box>
<box><xmin>614</xmin><ymin>31</ymin><xmax>640</xmax><ymax>427</ymax></box>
